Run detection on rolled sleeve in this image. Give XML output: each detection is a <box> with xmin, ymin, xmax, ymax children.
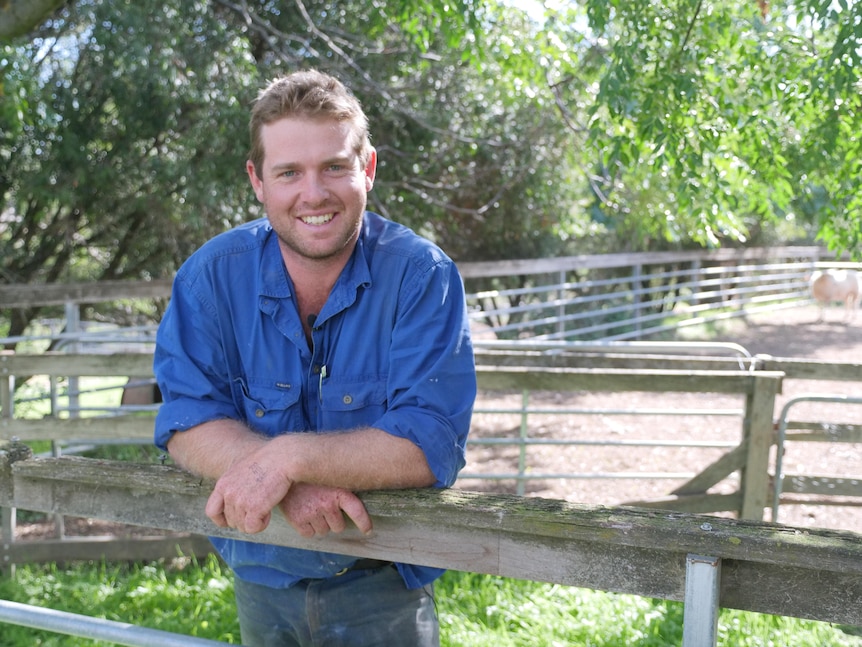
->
<box><xmin>153</xmin><ymin>272</ymin><xmax>239</xmax><ymax>450</ymax></box>
<box><xmin>373</xmin><ymin>260</ymin><xmax>476</xmax><ymax>487</ymax></box>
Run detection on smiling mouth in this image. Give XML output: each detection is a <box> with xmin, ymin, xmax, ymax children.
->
<box><xmin>301</xmin><ymin>213</ymin><xmax>335</xmax><ymax>225</ymax></box>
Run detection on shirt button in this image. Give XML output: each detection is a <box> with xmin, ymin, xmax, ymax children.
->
<box><xmin>312</xmin><ymin>365</ymin><xmax>321</xmax><ymax>375</ymax></box>
<box><xmin>342</xmin><ymin>394</ymin><xmax>353</xmax><ymax>405</ymax></box>
<box><xmin>255</xmin><ymin>409</ymin><xmax>265</xmax><ymax>418</ymax></box>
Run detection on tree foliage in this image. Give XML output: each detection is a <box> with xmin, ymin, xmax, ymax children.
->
<box><xmin>0</xmin><ymin>0</ymin><xmax>65</xmax><ymax>40</ymax></box>
<box><xmin>1</xmin><ymin>0</ymin><xmax>258</xmax><ymax>338</ymax></box>
<box><xmin>543</xmin><ymin>0</ymin><xmax>862</xmax><ymax>255</ymax></box>
<box><xmin>2</xmin><ymin>0</ymin><xmax>862</xmax><ymax>344</ymax></box>
<box><xmin>1</xmin><ymin>0</ymin><xmax>580</xmax><ymax>341</ymax></box>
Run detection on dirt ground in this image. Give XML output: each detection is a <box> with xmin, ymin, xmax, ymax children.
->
<box><xmin>458</xmin><ymin>303</ymin><xmax>862</xmax><ymax>534</ymax></box>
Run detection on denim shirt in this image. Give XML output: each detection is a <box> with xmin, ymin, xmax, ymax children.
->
<box><xmin>153</xmin><ymin>212</ymin><xmax>476</xmax><ymax>589</ymax></box>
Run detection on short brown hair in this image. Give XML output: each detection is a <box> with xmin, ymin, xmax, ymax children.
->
<box><xmin>248</xmin><ymin>70</ymin><xmax>372</xmax><ymax>177</ymax></box>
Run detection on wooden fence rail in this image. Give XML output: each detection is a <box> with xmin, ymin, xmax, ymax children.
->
<box><xmin>3</xmin><ymin>350</ymin><xmax>861</xmax><ymax>568</ymax></box>
<box><xmin>0</xmin><ymin>247</ymin><xmax>828</xmax><ymax>308</ymax></box>
<box><xmin>1</xmin><ymin>246</ymin><xmax>848</xmax><ymax>344</ymax></box>
<box><xmin>4</xmin><ymin>441</ymin><xmax>862</xmax><ymax>638</ymax></box>
<box><xmin>1</xmin><ymin>351</ymin><xmax>784</xmax><ymax>520</ymax></box>
<box><xmin>2</xmin><ymin>348</ymin><xmax>862</xmax><ymax>644</ymax></box>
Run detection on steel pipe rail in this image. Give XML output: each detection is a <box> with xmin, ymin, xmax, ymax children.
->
<box><xmin>0</xmin><ymin>600</ymin><xmax>230</xmax><ymax>647</ymax></box>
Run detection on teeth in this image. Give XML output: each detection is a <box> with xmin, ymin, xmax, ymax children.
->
<box><xmin>302</xmin><ymin>213</ymin><xmax>334</xmax><ymax>225</ymax></box>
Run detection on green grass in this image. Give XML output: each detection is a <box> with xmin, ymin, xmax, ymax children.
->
<box><xmin>0</xmin><ymin>556</ymin><xmax>240</xmax><ymax>647</ymax></box>
<box><xmin>437</xmin><ymin>572</ymin><xmax>862</xmax><ymax>646</ymax></box>
<box><xmin>2</xmin><ymin>564</ymin><xmax>861</xmax><ymax>646</ymax></box>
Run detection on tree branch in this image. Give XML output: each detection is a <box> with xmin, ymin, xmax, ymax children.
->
<box><xmin>0</xmin><ymin>0</ymin><xmax>66</xmax><ymax>40</ymax></box>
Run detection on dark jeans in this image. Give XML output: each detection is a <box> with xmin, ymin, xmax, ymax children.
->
<box><xmin>233</xmin><ymin>564</ymin><xmax>439</xmax><ymax>647</ymax></box>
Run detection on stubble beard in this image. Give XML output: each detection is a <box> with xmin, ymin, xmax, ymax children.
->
<box><xmin>273</xmin><ymin>212</ymin><xmax>363</xmax><ymax>264</ymax></box>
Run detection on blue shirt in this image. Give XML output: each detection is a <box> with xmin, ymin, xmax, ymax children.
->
<box><xmin>153</xmin><ymin>212</ymin><xmax>476</xmax><ymax>589</ymax></box>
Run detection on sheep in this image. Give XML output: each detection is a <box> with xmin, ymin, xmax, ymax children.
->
<box><xmin>809</xmin><ymin>269</ymin><xmax>860</xmax><ymax>322</ymax></box>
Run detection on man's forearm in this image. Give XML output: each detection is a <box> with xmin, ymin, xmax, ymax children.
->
<box><xmin>166</xmin><ymin>418</ymin><xmax>268</xmax><ymax>479</ymax></box>
<box><xmin>168</xmin><ymin>421</ymin><xmax>435</xmax><ymax>491</ymax></box>
<box><xmin>272</xmin><ymin>427</ymin><xmax>436</xmax><ymax>491</ymax></box>
<box><xmin>176</xmin><ymin>422</ymin><xmax>435</xmax><ymax>534</ymax></box>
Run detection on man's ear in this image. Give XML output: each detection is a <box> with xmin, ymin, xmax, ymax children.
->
<box><xmin>364</xmin><ymin>149</ymin><xmax>377</xmax><ymax>192</ymax></box>
<box><xmin>247</xmin><ymin>160</ymin><xmax>264</xmax><ymax>202</ymax></box>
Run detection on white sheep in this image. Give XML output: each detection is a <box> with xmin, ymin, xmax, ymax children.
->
<box><xmin>809</xmin><ymin>269</ymin><xmax>860</xmax><ymax>322</ymax></box>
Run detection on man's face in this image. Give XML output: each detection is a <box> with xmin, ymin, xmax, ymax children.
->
<box><xmin>247</xmin><ymin>117</ymin><xmax>376</xmax><ymax>267</ymax></box>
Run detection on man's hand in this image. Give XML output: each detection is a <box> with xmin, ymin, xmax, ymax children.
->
<box><xmin>205</xmin><ymin>446</ymin><xmax>292</xmax><ymax>534</ymax></box>
<box><xmin>186</xmin><ymin>425</ymin><xmax>423</xmax><ymax>535</ymax></box>
<box><xmin>279</xmin><ymin>482</ymin><xmax>372</xmax><ymax>538</ymax></box>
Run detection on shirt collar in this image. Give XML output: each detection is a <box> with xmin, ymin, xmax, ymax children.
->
<box><xmin>257</xmin><ymin>218</ymin><xmax>374</xmax><ymax>307</ymax></box>
<box><xmin>259</xmin><ymin>227</ymin><xmax>293</xmax><ymax>299</ymax></box>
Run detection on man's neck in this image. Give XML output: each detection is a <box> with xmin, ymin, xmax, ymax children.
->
<box><xmin>280</xmin><ymin>241</ymin><xmax>355</xmax><ymax>336</ymax></box>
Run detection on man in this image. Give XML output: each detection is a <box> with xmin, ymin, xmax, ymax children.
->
<box><xmin>153</xmin><ymin>69</ymin><xmax>476</xmax><ymax>646</ymax></box>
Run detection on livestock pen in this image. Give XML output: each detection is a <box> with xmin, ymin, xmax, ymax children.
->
<box><xmin>0</xmin><ymin>245</ymin><xmax>852</xmax><ymax>351</ymax></box>
<box><xmin>465</xmin><ymin>341</ymin><xmax>862</xmax><ymax>524</ymax></box>
<box><xmin>3</xmin><ymin>248</ymin><xmax>862</xmax><ymax>645</ymax></box>
<box><xmin>0</xmin><ymin>349</ymin><xmax>859</xmax><ymax>644</ymax></box>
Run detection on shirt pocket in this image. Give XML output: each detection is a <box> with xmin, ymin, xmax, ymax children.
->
<box><xmin>320</xmin><ymin>377</ymin><xmax>387</xmax><ymax>425</ymax></box>
<box><xmin>234</xmin><ymin>376</ymin><xmax>302</xmax><ymax>434</ymax></box>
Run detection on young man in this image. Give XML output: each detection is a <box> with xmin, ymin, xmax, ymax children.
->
<box><xmin>153</xmin><ymin>69</ymin><xmax>476</xmax><ymax>646</ymax></box>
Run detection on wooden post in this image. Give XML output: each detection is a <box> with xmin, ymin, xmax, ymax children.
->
<box><xmin>740</xmin><ymin>374</ymin><xmax>782</xmax><ymax>519</ymax></box>
<box><xmin>1</xmin><ymin>374</ymin><xmax>20</xmax><ymax>572</ymax></box>
<box><xmin>0</xmin><ymin>441</ymin><xmax>32</xmax><ymax>573</ymax></box>
<box><xmin>517</xmin><ymin>390</ymin><xmax>528</xmax><ymax>496</ymax></box>
<box><xmin>633</xmin><ymin>263</ymin><xmax>643</xmax><ymax>339</ymax></box>
<box><xmin>0</xmin><ymin>441</ymin><xmax>33</xmax><ymax>508</ymax></box>
<box><xmin>557</xmin><ymin>269</ymin><xmax>565</xmax><ymax>338</ymax></box>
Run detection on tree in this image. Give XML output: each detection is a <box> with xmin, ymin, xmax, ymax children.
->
<box><xmin>6</xmin><ymin>0</ymin><xmax>862</xmax><ymax>261</ymax></box>
<box><xmin>5</xmin><ymin>0</ymin><xmax>860</xmax><ymax>348</ymax></box>
<box><xmin>0</xmin><ymin>0</ymin><xmax>65</xmax><ymax>40</ymax></box>
<box><xmin>541</xmin><ymin>0</ymin><xmax>862</xmax><ymax>257</ymax></box>
<box><xmin>1</xmin><ymin>0</ymin><xmax>259</xmax><ymax>340</ymax></box>
<box><xmin>1</xmin><ymin>0</ymin><xmax>578</xmax><ymax>344</ymax></box>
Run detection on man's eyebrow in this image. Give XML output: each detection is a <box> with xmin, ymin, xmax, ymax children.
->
<box><xmin>269</xmin><ymin>156</ymin><xmax>355</xmax><ymax>172</ymax></box>
<box><xmin>323</xmin><ymin>155</ymin><xmax>355</xmax><ymax>166</ymax></box>
<box><xmin>269</xmin><ymin>162</ymin><xmax>298</xmax><ymax>173</ymax></box>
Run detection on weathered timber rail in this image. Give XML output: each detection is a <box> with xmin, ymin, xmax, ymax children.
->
<box><xmin>3</xmin><ymin>348</ymin><xmax>862</xmax><ymax>569</ymax></box>
<box><xmin>1</xmin><ymin>351</ymin><xmax>784</xmax><ymax>520</ymax></box>
<box><xmin>0</xmin><ymin>279</ymin><xmax>174</xmax><ymax>309</ymax></box>
<box><xmin>2</xmin><ymin>246</ymin><xmax>851</xmax><ymax>344</ymax></box>
<box><xmin>4</xmin><ymin>443</ymin><xmax>862</xmax><ymax>637</ymax></box>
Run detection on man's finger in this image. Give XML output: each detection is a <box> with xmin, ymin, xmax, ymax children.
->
<box><xmin>310</xmin><ymin>517</ymin><xmax>331</xmax><ymax>537</ymax></box>
<box><xmin>296</xmin><ymin>522</ymin><xmax>315</xmax><ymax>538</ymax></box>
<box><xmin>241</xmin><ymin>509</ymin><xmax>272</xmax><ymax>534</ymax></box>
<box><xmin>322</xmin><ymin>508</ymin><xmax>346</xmax><ymax>534</ymax></box>
<box><xmin>205</xmin><ymin>490</ymin><xmax>229</xmax><ymax>527</ymax></box>
<box><xmin>339</xmin><ymin>494</ymin><xmax>373</xmax><ymax>534</ymax></box>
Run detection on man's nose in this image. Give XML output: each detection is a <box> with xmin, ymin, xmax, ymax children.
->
<box><xmin>299</xmin><ymin>172</ymin><xmax>329</xmax><ymax>202</ymax></box>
